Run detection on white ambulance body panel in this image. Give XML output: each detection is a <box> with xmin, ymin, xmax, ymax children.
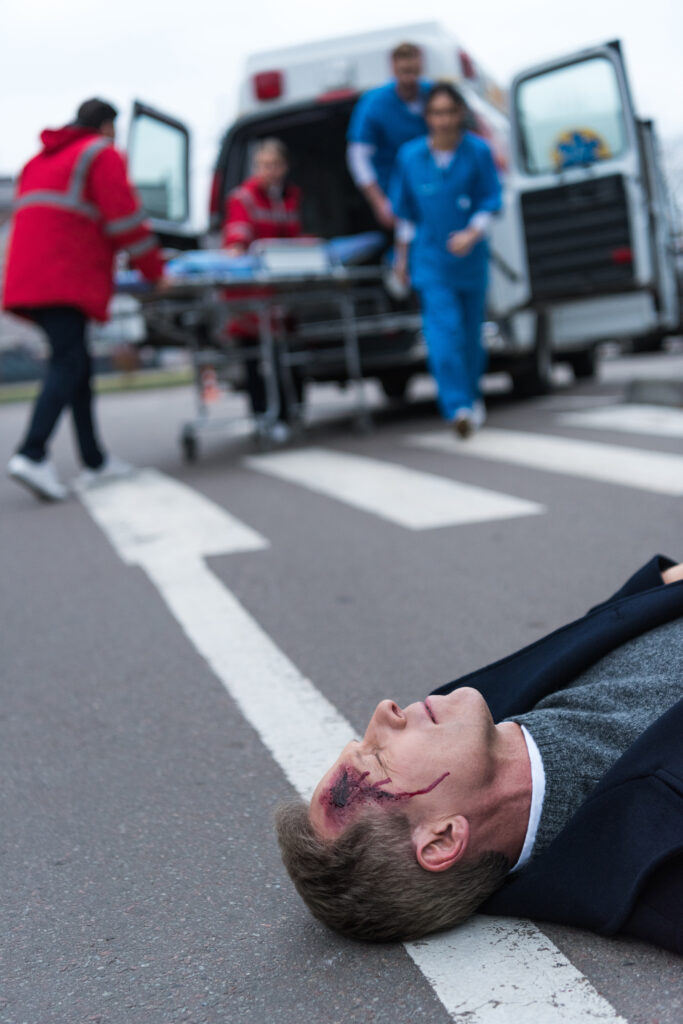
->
<box><xmin>238</xmin><ymin>22</ymin><xmax>508</xmax><ymax>121</ymax></box>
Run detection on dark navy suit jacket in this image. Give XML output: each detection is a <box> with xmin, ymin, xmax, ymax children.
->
<box><xmin>430</xmin><ymin>555</ymin><xmax>683</xmax><ymax>954</ymax></box>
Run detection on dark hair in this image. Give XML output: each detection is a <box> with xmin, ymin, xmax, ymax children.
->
<box><xmin>276</xmin><ymin>800</ymin><xmax>511</xmax><ymax>942</ymax></box>
<box><xmin>425</xmin><ymin>82</ymin><xmax>467</xmax><ymax>112</ymax></box>
<box><xmin>75</xmin><ymin>98</ymin><xmax>118</xmax><ymax>130</ymax></box>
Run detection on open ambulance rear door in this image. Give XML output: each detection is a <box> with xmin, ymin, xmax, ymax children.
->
<box><xmin>127</xmin><ymin>101</ymin><xmax>200</xmax><ymax>251</ymax></box>
<box><xmin>507</xmin><ymin>40</ymin><xmax>679</xmax><ymax>361</ymax></box>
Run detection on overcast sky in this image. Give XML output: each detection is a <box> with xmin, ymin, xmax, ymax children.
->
<box><xmin>3</xmin><ymin>0</ymin><xmax>681</xmax><ymax>227</ymax></box>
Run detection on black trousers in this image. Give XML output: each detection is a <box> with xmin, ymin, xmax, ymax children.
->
<box><xmin>18</xmin><ymin>306</ymin><xmax>104</xmax><ymax>468</ymax></box>
<box><xmin>239</xmin><ymin>338</ymin><xmax>304</xmax><ymax>423</ymax></box>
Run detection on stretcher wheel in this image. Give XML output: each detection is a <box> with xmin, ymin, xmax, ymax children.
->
<box><xmin>181</xmin><ymin>430</ymin><xmax>198</xmax><ymax>462</ymax></box>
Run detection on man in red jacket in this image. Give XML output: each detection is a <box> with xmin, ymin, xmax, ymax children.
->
<box><xmin>2</xmin><ymin>98</ymin><xmax>165</xmax><ymax>501</ymax></box>
<box><xmin>222</xmin><ymin>138</ymin><xmax>303</xmax><ymax>442</ymax></box>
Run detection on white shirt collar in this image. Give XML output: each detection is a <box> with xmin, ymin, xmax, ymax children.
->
<box><xmin>509</xmin><ymin>724</ymin><xmax>546</xmax><ymax>873</ymax></box>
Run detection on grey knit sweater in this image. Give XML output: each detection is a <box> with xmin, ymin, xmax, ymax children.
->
<box><xmin>509</xmin><ymin>618</ymin><xmax>683</xmax><ymax>859</ymax></box>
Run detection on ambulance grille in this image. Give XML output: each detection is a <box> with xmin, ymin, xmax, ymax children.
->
<box><xmin>521</xmin><ymin>174</ymin><xmax>634</xmax><ymax>301</ymax></box>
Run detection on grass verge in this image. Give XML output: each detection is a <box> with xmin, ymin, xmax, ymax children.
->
<box><xmin>0</xmin><ymin>367</ymin><xmax>194</xmax><ymax>405</ymax></box>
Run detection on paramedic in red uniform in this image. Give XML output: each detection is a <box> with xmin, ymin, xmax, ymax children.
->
<box><xmin>3</xmin><ymin>98</ymin><xmax>164</xmax><ymax>501</ymax></box>
<box><xmin>222</xmin><ymin>138</ymin><xmax>303</xmax><ymax>441</ymax></box>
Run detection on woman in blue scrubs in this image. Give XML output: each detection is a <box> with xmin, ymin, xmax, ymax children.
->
<box><xmin>391</xmin><ymin>83</ymin><xmax>502</xmax><ymax>436</ymax></box>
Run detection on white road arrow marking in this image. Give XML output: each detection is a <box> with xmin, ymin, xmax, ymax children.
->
<box><xmin>79</xmin><ymin>468</ymin><xmax>625</xmax><ymax>1024</ymax></box>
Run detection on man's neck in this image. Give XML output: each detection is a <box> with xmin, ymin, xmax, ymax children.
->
<box><xmin>396</xmin><ymin>83</ymin><xmax>419</xmax><ymax>104</ymax></box>
<box><xmin>470</xmin><ymin>722</ymin><xmax>532</xmax><ymax>865</ymax></box>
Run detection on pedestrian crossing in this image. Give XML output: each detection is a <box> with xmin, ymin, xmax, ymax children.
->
<box><xmin>240</xmin><ymin>419</ymin><xmax>682</xmax><ymax>534</ymax></box>
<box><xmin>558</xmin><ymin>403</ymin><xmax>683</xmax><ymax>438</ymax></box>
<box><xmin>244</xmin><ymin>447</ymin><xmax>544</xmax><ymax>529</ymax></box>
<box><xmin>406</xmin><ymin>427</ymin><xmax>683</xmax><ymax>496</ymax></box>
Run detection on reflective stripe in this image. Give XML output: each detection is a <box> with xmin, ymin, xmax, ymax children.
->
<box><xmin>226</xmin><ymin>221</ymin><xmax>253</xmax><ymax>238</ymax></box>
<box><xmin>70</xmin><ymin>137</ymin><xmax>111</xmax><ymax>202</ymax></box>
<box><xmin>13</xmin><ymin>191</ymin><xmax>100</xmax><ymax>220</ymax></box>
<box><xmin>126</xmin><ymin>235</ymin><xmax>157</xmax><ymax>258</ymax></box>
<box><xmin>230</xmin><ymin>186</ymin><xmax>258</xmax><ymax>219</ymax></box>
<box><xmin>230</xmin><ymin>185</ymin><xmax>298</xmax><ymax>225</ymax></box>
<box><xmin>13</xmin><ymin>136</ymin><xmax>112</xmax><ymax>222</ymax></box>
<box><xmin>104</xmin><ymin>208</ymin><xmax>147</xmax><ymax>236</ymax></box>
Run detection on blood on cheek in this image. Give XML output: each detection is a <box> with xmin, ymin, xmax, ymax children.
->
<box><xmin>321</xmin><ymin>763</ymin><xmax>450</xmax><ymax>826</ymax></box>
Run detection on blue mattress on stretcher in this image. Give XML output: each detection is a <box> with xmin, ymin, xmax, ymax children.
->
<box><xmin>116</xmin><ymin>232</ymin><xmax>385</xmax><ymax>290</ymax></box>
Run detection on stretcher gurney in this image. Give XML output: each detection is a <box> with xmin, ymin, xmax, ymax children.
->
<box><xmin>115</xmin><ymin>235</ymin><xmax>415</xmax><ymax>458</ymax></box>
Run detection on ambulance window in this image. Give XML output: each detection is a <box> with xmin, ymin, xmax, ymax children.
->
<box><xmin>128</xmin><ymin>113</ymin><xmax>189</xmax><ymax>222</ymax></box>
<box><xmin>516</xmin><ymin>57</ymin><xmax>627</xmax><ymax>174</ymax></box>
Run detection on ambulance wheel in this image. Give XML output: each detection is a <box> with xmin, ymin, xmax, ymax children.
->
<box><xmin>379</xmin><ymin>372</ymin><xmax>412</xmax><ymax>401</ymax></box>
<box><xmin>512</xmin><ymin>325</ymin><xmax>552</xmax><ymax>398</ymax></box>
<box><xmin>631</xmin><ymin>331</ymin><xmax>666</xmax><ymax>354</ymax></box>
<box><xmin>181</xmin><ymin>430</ymin><xmax>198</xmax><ymax>462</ymax></box>
<box><xmin>567</xmin><ymin>347</ymin><xmax>597</xmax><ymax>379</ymax></box>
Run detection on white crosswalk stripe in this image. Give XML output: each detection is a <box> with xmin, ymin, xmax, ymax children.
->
<box><xmin>78</xmin><ymin>468</ymin><xmax>625</xmax><ymax>1024</ymax></box>
<box><xmin>407</xmin><ymin>428</ymin><xmax>683</xmax><ymax>495</ymax></box>
<box><xmin>558</xmin><ymin>403</ymin><xmax>683</xmax><ymax>438</ymax></box>
<box><xmin>244</xmin><ymin>447</ymin><xmax>544</xmax><ymax>528</ymax></box>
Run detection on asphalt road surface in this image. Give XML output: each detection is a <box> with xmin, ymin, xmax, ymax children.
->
<box><xmin>1</xmin><ymin>346</ymin><xmax>682</xmax><ymax>1024</ymax></box>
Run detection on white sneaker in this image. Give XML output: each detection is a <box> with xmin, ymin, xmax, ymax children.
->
<box><xmin>269</xmin><ymin>421</ymin><xmax>291</xmax><ymax>444</ymax></box>
<box><xmin>73</xmin><ymin>454</ymin><xmax>134</xmax><ymax>490</ymax></box>
<box><xmin>7</xmin><ymin>454</ymin><xmax>67</xmax><ymax>501</ymax></box>
<box><xmin>472</xmin><ymin>399</ymin><xmax>487</xmax><ymax>429</ymax></box>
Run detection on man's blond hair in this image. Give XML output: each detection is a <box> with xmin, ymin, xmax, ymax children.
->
<box><xmin>276</xmin><ymin>800</ymin><xmax>510</xmax><ymax>942</ymax></box>
<box><xmin>391</xmin><ymin>42</ymin><xmax>421</xmax><ymax>63</ymax></box>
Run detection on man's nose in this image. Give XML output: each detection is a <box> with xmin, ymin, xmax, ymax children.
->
<box><xmin>370</xmin><ymin>700</ymin><xmax>406</xmax><ymax>731</ymax></box>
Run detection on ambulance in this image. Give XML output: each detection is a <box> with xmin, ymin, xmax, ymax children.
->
<box><xmin>127</xmin><ymin>23</ymin><xmax>680</xmax><ymax>397</ymax></box>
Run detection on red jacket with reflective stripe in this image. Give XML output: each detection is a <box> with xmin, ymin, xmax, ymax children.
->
<box><xmin>2</xmin><ymin>125</ymin><xmax>163</xmax><ymax>322</ymax></box>
<box><xmin>221</xmin><ymin>177</ymin><xmax>301</xmax><ymax>337</ymax></box>
<box><xmin>222</xmin><ymin>177</ymin><xmax>301</xmax><ymax>249</ymax></box>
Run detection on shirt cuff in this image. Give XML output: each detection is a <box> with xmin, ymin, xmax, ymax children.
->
<box><xmin>396</xmin><ymin>218</ymin><xmax>416</xmax><ymax>244</ymax></box>
<box><xmin>347</xmin><ymin>142</ymin><xmax>378</xmax><ymax>188</ymax></box>
<box><xmin>468</xmin><ymin>211</ymin><xmax>493</xmax><ymax>235</ymax></box>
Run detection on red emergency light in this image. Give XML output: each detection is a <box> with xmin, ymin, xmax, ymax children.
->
<box><xmin>209</xmin><ymin>170</ymin><xmax>222</xmax><ymax>223</ymax></box>
<box><xmin>610</xmin><ymin>246</ymin><xmax>633</xmax><ymax>265</ymax></box>
<box><xmin>253</xmin><ymin>71</ymin><xmax>284</xmax><ymax>101</ymax></box>
<box><xmin>459</xmin><ymin>50</ymin><xmax>476</xmax><ymax>80</ymax></box>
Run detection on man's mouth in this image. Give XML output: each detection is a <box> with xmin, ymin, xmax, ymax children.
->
<box><xmin>424</xmin><ymin>699</ymin><xmax>437</xmax><ymax>723</ymax></box>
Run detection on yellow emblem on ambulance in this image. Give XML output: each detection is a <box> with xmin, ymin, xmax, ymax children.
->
<box><xmin>552</xmin><ymin>128</ymin><xmax>611</xmax><ymax>170</ymax></box>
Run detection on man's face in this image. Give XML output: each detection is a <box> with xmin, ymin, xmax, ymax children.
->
<box><xmin>310</xmin><ymin>688</ymin><xmax>498</xmax><ymax>840</ymax></box>
<box><xmin>393</xmin><ymin>56</ymin><xmax>422</xmax><ymax>97</ymax></box>
<box><xmin>253</xmin><ymin>149</ymin><xmax>288</xmax><ymax>190</ymax></box>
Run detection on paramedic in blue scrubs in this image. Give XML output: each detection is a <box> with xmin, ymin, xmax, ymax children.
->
<box><xmin>346</xmin><ymin>42</ymin><xmax>432</xmax><ymax>229</ymax></box>
<box><xmin>391</xmin><ymin>83</ymin><xmax>502</xmax><ymax>437</ymax></box>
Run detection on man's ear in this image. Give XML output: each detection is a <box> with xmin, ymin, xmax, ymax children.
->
<box><xmin>412</xmin><ymin>816</ymin><xmax>470</xmax><ymax>873</ymax></box>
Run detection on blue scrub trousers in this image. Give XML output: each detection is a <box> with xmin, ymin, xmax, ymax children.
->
<box><xmin>418</xmin><ymin>282</ymin><xmax>488</xmax><ymax>419</ymax></box>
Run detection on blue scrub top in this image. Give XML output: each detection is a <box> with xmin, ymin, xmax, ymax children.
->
<box><xmin>391</xmin><ymin>132</ymin><xmax>502</xmax><ymax>290</ymax></box>
<box><xmin>347</xmin><ymin>80</ymin><xmax>432</xmax><ymax>195</ymax></box>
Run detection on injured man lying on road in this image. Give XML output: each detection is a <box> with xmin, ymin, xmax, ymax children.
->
<box><xmin>276</xmin><ymin>555</ymin><xmax>683</xmax><ymax>955</ymax></box>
